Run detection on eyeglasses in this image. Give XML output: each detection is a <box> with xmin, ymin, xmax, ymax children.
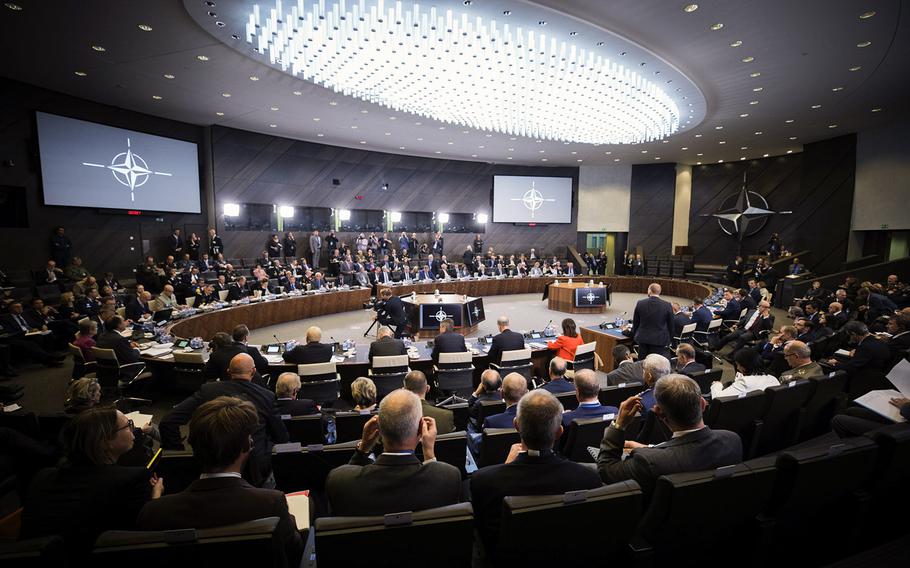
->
<box><xmin>783</xmin><ymin>353</ymin><xmax>798</xmax><ymax>359</ymax></box>
<box><xmin>116</xmin><ymin>419</ymin><xmax>135</xmax><ymax>432</ymax></box>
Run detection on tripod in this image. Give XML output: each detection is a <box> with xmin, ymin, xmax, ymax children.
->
<box><xmin>363</xmin><ymin>317</ymin><xmax>379</xmax><ymax>338</ymax></box>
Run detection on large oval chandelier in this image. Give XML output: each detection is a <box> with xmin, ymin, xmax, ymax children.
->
<box><xmin>244</xmin><ymin>0</ymin><xmax>682</xmax><ymax>144</ymax></box>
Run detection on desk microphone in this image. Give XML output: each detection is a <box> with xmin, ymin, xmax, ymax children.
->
<box><xmin>273</xmin><ymin>334</ymin><xmax>282</xmax><ymax>346</ymax></box>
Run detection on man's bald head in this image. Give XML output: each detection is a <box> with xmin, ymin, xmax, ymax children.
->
<box><xmin>377</xmin><ymin>389</ymin><xmax>423</xmax><ymax>450</ymax></box>
<box><xmin>228</xmin><ymin>353</ymin><xmax>255</xmax><ymax>381</ymax></box>
<box><xmin>573</xmin><ymin>369</ymin><xmax>600</xmax><ymax>402</ymax></box>
<box><xmin>502</xmin><ymin>372</ymin><xmax>529</xmax><ymax>405</ymax></box>
<box><xmin>480</xmin><ymin>369</ymin><xmax>501</xmax><ymax>392</ymax></box>
<box><xmin>648</xmin><ymin>283</ymin><xmax>662</xmax><ymax>296</ymax></box>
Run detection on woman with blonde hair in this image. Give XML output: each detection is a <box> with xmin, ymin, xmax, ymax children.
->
<box><xmin>351</xmin><ymin>377</ymin><xmax>377</xmax><ymax>412</ymax></box>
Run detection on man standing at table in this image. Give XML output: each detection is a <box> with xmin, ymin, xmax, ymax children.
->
<box><xmin>631</xmin><ymin>283</ymin><xmax>675</xmax><ymax>358</ymax></box>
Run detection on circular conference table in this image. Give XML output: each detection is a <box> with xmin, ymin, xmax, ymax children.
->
<box><xmin>150</xmin><ymin>276</ymin><xmax>717</xmax><ymax>401</ymax></box>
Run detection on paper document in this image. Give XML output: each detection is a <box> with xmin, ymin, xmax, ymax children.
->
<box><xmin>125</xmin><ymin>411</ymin><xmax>154</xmax><ymax>429</ymax></box>
<box><xmin>118</xmin><ymin>329</ymin><xmax>134</xmax><ymax>338</ymax></box>
<box><xmin>834</xmin><ymin>349</ymin><xmax>852</xmax><ymax>357</ymax></box>
<box><xmin>526</xmin><ymin>342</ymin><xmax>547</xmax><ymax>350</ymax></box>
<box><xmin>853</xmin><ymin>390</ymin><xmax>907</xmax><ymax>423</ymax></box>
<box><xmin>286</xmin><ymin>491</ymin><xmax>311</xmax><ymax>532</ymax></box>
<box><xmin>887</xmin><ymin>358</ymin><xmax>910</xmax><ymax>396</ymax></box>
<box><xmin>330</xmin><ymin>355</ymin><xmax>346</xmax><ymax>363</ymax></box>
<box><xmin>265</xmin><ymin>355</ymin><xmax>285</xmax><ymax>364</ymax></box>
<box><xmin>144</xmin><ymin>346</ymin><xmax>173</xmax><ymax>358</ymax></box>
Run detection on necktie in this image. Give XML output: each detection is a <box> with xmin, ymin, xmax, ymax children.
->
<box><xmin>15</xmin><ymin>314</ymin><xmax>28</xmax><ymax>331</ymax></box>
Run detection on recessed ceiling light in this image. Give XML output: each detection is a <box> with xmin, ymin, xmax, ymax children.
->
<box><xmin>221</xmin><ymin>92</ymin><xmax>231</xmax><ymax>97</ymax></box>
<box><xmin>832</xmin><ymin>86</ymin><xmax>844</xmax><ymax>92</ymax></box>
<box><xmin>710</xmin><ymin>23</ymin><xmax>724</xmax><ymax>31</ymax></box>
<box><xmin>715</xmin><ymin>125</ymin><xmax>724</xmax><ymax>130</ymax></box>
<box><xmin>4</xmin><ymin>3</ymin><xmax>23</xmax><ymax>10</ymax></box>
<box><xmin>754</xmin><ymin>131</ymin><xmax>763</xmax><ymax>135</ymax></box>
<box><xmin>91</xmin><ymin>45</ymin><xmax>106</xmax><ymax>52</ymax></box>
<box><xmin>541</xmin><ymin>158</ymin><xmax>548</xmax><ymax>161</ymax></box>
<box><xmin>729</xmin><ymin>40</ymin><xmax>743</xmax><ymax>48</ymax></box>
<box><xmin>763</xmin><ymin>153</ymin><xmax>769</xmax><ymax>157</ymax></box>
<box><xmin>415</xmin><ymin>122</ymin><xmax>422</xmax><ymax>126</ymax></box>
<box><xmin>449</xmin><ymin>142</ymin><xmax>455</xmax><ymax>145</ymax></box>
<box><xmin>749</xmin><ymin>100</ymin><xmax>759</xmax><ymax>105</ymax></box>
<box><xmin>856</xmin><ymin>41</ymin><xmax>871</xmax><ymax>48</ymax></box>
<box><xmin>571</xmin><ymin>151</ymin><xmax>577</xmax><ymax>155</ymax></box>
<box><xmin>614</xmin><ymin>158</ymin><xmax>621</xmax><ymax>162</ymax></box>
<box><xmin>507</xmin><ymin>157</ymin><xmax>513</xmax><ymax>160</ymax></box>
<box><xmin>789</xmin><ymin>136</ymin><xmax>798</xmax><ymax>140</ymax></box>
<box><xmin>269</xmin><ymin>124</ymin><xmax>277</xmax><ymax>128</ymax></box>
<box><xmin>539</xmin><ymin>150</ymin><xmax>545</xmax><ymax>153</ymax></box>
<box><xmin>249</xmin><ymin>76</ymin><xmax>259</xmax><ymax>81</ymax></box>
<box><xmin>740</xmin><ymin>113</ymin><xmax>749</xmax><ymax>118</ymax></box>
<box><xmin>605</xmin><ymin>151</ymin><xmax>612</xmax><ymax>155</ymax></box>
<box><xmin>742</xmin><ymin>56</ymin><xmax>754</xmax><ymax>63</ymax></box>
<box><xmin>681</xmin><ymin>147</ymin><xmax>688</xmax><ymax>150</ymax></box>
<box><xmin>508</xmin><ymin>148</ymin><xmax>514</xmax><ymax>151</ymax></box>
<box><xmin>399</xmin><ymin>146</ymin><xmax>406</xmax><ymax>150</ymax></box>
<box><xmin>163</xmin><ymin>73</ymin><xmax>175</xmax><ymax>79</ymax></box>
<box><xmin>696</xmin><ymin>153</ymin><xmax>704</xmax><ymax>156</ymax></box>
<box><xmin>753</xmin><ymin>87</ymin><xmax>763</xmax><ymax>92</ymax></box>
<box><xmin>871</xmin><ymin>107</ymin><xmax>882</xmax><ymax>112</ymax></box>
<box><xmin>749</xmin><ymin>72</ymin><xmax>761</xmax><ymax>78</ymax></box>
<box><xmin>196</xmin><ymin>55</ymin><xmax>209</xmax><ymax>61</ymax></box>
<box><xmin>719</xmin><ymin>141</ymin><xmax>726</xmax><ymax>144</ymax></box>
<box><xmin>718</xmin><ymin>159</ymin><xmax>724</xmax><ymax>163</ymax></box>
<box><xmin>293</xmin><ymin>90</ymin><xmax>302</xmax><ymax>96</ymax></box>
<box><xmin>389</xmin><ymin>116</ymin><xmax>397</xmax><ymax>120</ymax></box>
<box><xmin>385</xmin><ymin>132</ymin><xmax>392</xmax><ymax>136</ymax></box>
<box><xmin>740</xmin><ymin>157</ymin><xmax>746</xmax><ymax>161</ymax></box>
<box><xmin>787</xmin><ymin>150</ymin><xmax>793</xmax><ymax>154</ymax></box>
<box><xmin>683</xmin><ymin>4</ymin><xmax>699</xmax><ymax>13</ymax></box>
<box><xmin>785</xmin><ymin>119</ymin><xmax>794</xmax><ymax>123</ymax></box>
<box><xmin>463</xmin><ymin>0</ymin><xmax>472</xmax><ymax>5</ymax></box>
<box><xmin>828</xmin><ymin>124</ymin><xmax>838</xmax><ymax>129</ymax></box>
<box><xmin>360</xmin><ymin>110</ymin><xmax>369</xmax><ymax>114</ymax></box>
<box><xmin>810</xmin><ymin>104</ymin><xmax>821</xmax><ymax>109</ymax></box>
<box><xmin>435</xmin><ymin>151</ymin><xmax>442</xmax><ymax>154</ymax></box>
<box><xmin>152</xmin><ymin>95</ymin><xmax>162</xmax><ymax>100</ymax></box>
<box><xmin>329</xmin><ymin>101</ymin><xmax>338</xmax><ymax>106</ymax></box>
<box><xmin>569</xmin><ymin>31</ymin><xmax>578</xmax><ymax>37</ymax></box>
<box><xmin>417</xmin><ymin>138</ymin><xmax>423</xmax><ymax>141</ymax></box>
<box><xmin>216</xmin><ymin>111</ymin><xmax>224</xmax><ymax>116</ymax></box>
<box><xmin>859</xmin><ymin>10</ymin><xmax>876</xmax><ymax>19</ymax></box>
<box><xmin>694</xmin><ymin>134</ymin><xmax>702</xmax><ymax>138</ymax></box>
<box><xmin>577</xmin><ymin>159</ymin><xmax>584</xmax><ymax>163</ymax></box>
<box><xmin>351</xmin><ymin>125</ymin><xmax>357</xmax><ymax>129</ymax></box>
<box><xmin>849</xmin><ymin>66</ymin><xmax>862</xmax><ymax>72</ymax></box>
<box><xmin>641</xmin><ymin>150</ymin><xmax>648</xmax><ymax>153</ymax></box>
<box><xmin>696</xmin><ymin>162</ymin><xmax>702</xmax><ymax>165</ymax></box>
<box><xmin>438</xmin><ymin>126</ymin><xmax>446</xmax><ymax>130</ymax></box>
<box><xmin>312</xmin><ymin>117</ymin><xmax>320</xmax><ymax>122</ymax></box>
<box><xmin>74</xmin><ymin>70</ymin><xmax>87</xmax><ymax>77</ymax></box>
<box><xmin>317</xmin><ymin>133</ymin><xmax>324</xmax><ymax>137</ymax></box>
<box><xmin>137</xmin><ymin>24</ymin><xmax>153</xmax><ymax>32</ymax></box>
<box><xmin>269</xmin><ymin>106</ymin><xmax>279</xmax><ymax>111</ymax></box>
<box><xmin>360</xmin><ymin>140</ymin><xmax>366</xmax><ymax>144</ymax></box>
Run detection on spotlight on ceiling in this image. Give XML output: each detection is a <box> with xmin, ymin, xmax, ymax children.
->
<box><xmin>223</xmin><ymin>203</ymin><xmax>240</xmax><ymax>217</ymax></box>
<box><xmin>338</xmin><ymin>209</ymin><xmax>352</xmax><ymax>221</ymax></box>
<box><xmin>380</xmin><ymin>183</ymin><xmax>389</xmax><ymax>191</ymax></box>
<box><xmin>438</xmin><ymin>212</ymin><xmax>450</xmax><ymax>223</ymax></box>
<box><xmin>278</xmin><ymin>205</ymin><xmax>294</xmax><ymax>218</ymax></box>
<box><xmin>476</xmin><ymin>213</ymin><xmax>489</xmax><ymax>224</ymax></box>
<box><xmin>390</xmin><ymin>211</ymin><xmax>402</xmax><ymax>222</ymax></box>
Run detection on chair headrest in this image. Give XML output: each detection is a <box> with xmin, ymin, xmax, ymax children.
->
<box><xmin>372</xmin><ymin>354</ymin><xmax>409</xmax><ymax>368</ymax></box>
<box><xmin>501</xmin><ymin>348</ymin><xmax>531</xmax><ymax>362</ymax></box>
<box><xmin>439</xmin><ymin>351</ymin><xmax>473</xmax><ymax>364</ymax></box>
<box><xmin>298</xmin><ymin>361</ymin><xmax>337</xmax><ymax>375</ymax></box>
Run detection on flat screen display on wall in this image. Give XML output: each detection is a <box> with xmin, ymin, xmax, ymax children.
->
<box><xmin>492</xmin><ymin>175</ymin><xmax>572</xmax><ymax>224</ymax></box>
<box><xmin>36</xmin><ymin>111</ymin><xmax>202</xmax><ymax>213</ymax></box>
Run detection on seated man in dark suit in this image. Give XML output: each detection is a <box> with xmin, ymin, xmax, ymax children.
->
<box><xmin>488</xmin><ymin>315</ymin><xmax>526</xmax><ymax>366</ymax></box>
<box><xmin>539</xmin><ymin>357</ymin><xmax>575</xmax><ymax>394</ymax></box>
<box><xmin>711</xmin><ymin>301</ymin><xmax>774</xmax><ymax>351</ymax></box>
<box><xmin>226</xmin><ymin>276</ymin><xmax>251</xmax><ymax>302</ymax></box>
<box><xmin>124</xmin><ymin>291</ymin><xmax>153</xmax><ymax>322</ymax></box>
<box><xmin>883</xmin><ymin>312</ymin><xmax>910</xmax><ymax>367</ymax></box>
<box><xmin>282</xmin><ymin>326</ymin><xmax>334</xmax><ymax>365</ymax></box>
<box><xmin>95</xmin><ymin>315</ymin><xmax>148</xmax><ymax>385</ymax></box>
<box><xmin>826</xmin><ymin>321</ymin><xmax>892</xmax><ymax>376</ymax></box>
<box><xmin>368</xmin><ymin>325</ymin><xmax>407</xmax><ymax>365</ymax></box>
<box><xmin>606</xmin><ymin>344</ymin><xmax>644</xmax><ymax>386</ymax></box>
<box><xmin>596</xmin><ymin>374</ymin><xmax>742</xmax><ymax>493</ymax></box>
<box><xmin>274</xmin><ymin>372</ymin><xmax>318</xmax><ymax>416</ymax></box>
<box><xmin>674</xmin><ymin>343</ymin><xmax>706</xmax><ymax>375</ymax></box>
<box><xmin>471</xmin><ymin>389</ymin><xmax>603</xmax><ymax>556</ymax></box>
<box><xmin>431</xmin><ymin>318</ymin><xmax>467</xmax><ymax>364</ymax></box>
<box><xmin>690</xmin><ymin>298</ymin><xmax>714</xmax><ymax>332</ymax></box>
<box><xmin>137</xmin><ymin>397</ymin><xmax>303</xmax><ymax>565</ymax></box>
<box><xmin>715</xmin><ymin>290</ymin><xmax>742</xmax><ymax>323</ymax></box>
<box><xmin>468</xmin><ymin>369</ymin><xmax>503</xmax><ymax>425</ymax></box>
<box><xmin>561</xmin><ymin>369</ymin><xmax>617</xmax><ymax>428</ymax></box>
<box><xmin>483</xmin><ymin>372</ymin><xmax>528</xmax><ymax>429</ymax></box>
<box><xmin>404</xmin><ymin>370</ymin><xmax>455</xmax><ymax>433</ymax></box>
<box><xmin>202</xmin><ymin>331</ymin><xmax>267</xmax><ymax>386</ymax></box>
<box><xmin>160</xmin><ymin>354</ymin><xmax>289</xmax><ymax>487</ymax></box>
<box><xmin>671</xmin><ymin>302</ymin><xmax>691</xmax><ymax>338</ymax></box>
<box><xmin>325</xmin><ymin>389</ymin><xmax>463</xmax><ymax>515</ymax></box>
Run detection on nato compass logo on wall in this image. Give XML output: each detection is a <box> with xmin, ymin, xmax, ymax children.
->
<box><xmin>81</xmin><ymin>137</ymin><xmax>173</xmax><ymax>202</ymax></box>
<box><xmin>703</xmin><ymin>172</ymin><xmax>791</xmax><ymax>241</ymax></box>
<box><xmin>511</xmin><ymin>181</ymin><xmax>556</xmax><ymax>219</ymax></box>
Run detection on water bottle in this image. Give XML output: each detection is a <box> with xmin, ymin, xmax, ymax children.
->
<box><xmin>326</xmin><ymin>416</ymin><xmax>337</xmax><ymax>445</ymax></box>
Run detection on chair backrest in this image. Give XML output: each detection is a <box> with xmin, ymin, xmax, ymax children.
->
<box><xmin>639</xmin><ymin>457</ymin><xmax>778</xmax><ymax>554</ymax></box>
<box><xmin>272</xmin><ymin>441</ymin><xmax>359</xmax><ymax>493</ymax></box>
<box><xmin>704</xmin><ymin>391</ymin><xmax>767</xmax><ymax>458</ymax></box>
<box><xmin>441</xmin><ymin>402</ymin><xmax>470</xmax><ymax>432</ymax></box>
<box><xmin>553</xmin><ymin>391</ymin><xmax>579</xmax><ymax>411</ymax></box>
<box><xmin>438</xmin><ymin>351</ymin><xmax>472</xmax><ymax>366</ymax></box>
<box><xmin>91</xmin><ymin>347</ymin><xmax>121</xmax><ymax>390</ymax></box>
<box><xmin>598</xmin><ymin>382</ymin><xmax>644</xmax><ymax>409</ymax></box>
<box><xmin>0</xmin><ymin>535</ymin><xmax>66</xmax><ymax>566</ymax></box>
<box><xmin>479</xmin><ymin>428</ymin><xmax>521</xmax><ymax>467</ymax></box>
<box><xmin>498</xmin><ymin>481</ymin><xmax>643</xmax><ymax>564</ymax></box>
<box><xmin>283</xmin><ymin>414</ymin><xmax>324</xmax><ymax>445</ymax></box>
<box><xmin>798</xmin><ymin>371</ymin><xmax>847</xmax><ymax>442</ymax></box>
<box><xmin>172</xmin><ymin>351</ymin><xmax>205</xmax><ymax>364</ymax></box>
<box><xmin>678</xmin><ymin>322</ymin><xmax>697</xmax><ymax>337</ymax></box>
<box><xmin>569</xmin><ymin>342</ymin><xmax>596</xmax><ymax>373</ymax></box>
<box><xmin>501</xmin><ymin>348</ymin><xmax>531</xmax><ymax>363</ymax></box>
<box><xmin>562</xmin><ymin>415</ymin><xmax>614</xmax><ymax>463</ymax></box>
<box><xmin>93</xmin><ymin>518</ymin><xmax>283</xmax><ymax>566</ymax></box>
<box><xmin>435</xmin><ymin>367</ymin><xmax>474</xmax><ymax>396</ymax></box>
<box><xmin>68</xmin><ymin>342</ymin><xmax>90</xmax><ymax>378</ymax></box>
<box><xmin>371</xmin><ymin>354</ymin><xmax>409</xmax><ymax>369</ymax></box>
<box><xmin>417</xmin><ymin>431</ymin><xmax>468</xmax><ymax>478</ymax></box>
<box><xmin>218</xmin><ymin>290</ymin><xmax>229</xmax><ymax>302</ymax></box>
<box><xmin>754</xmin><ymin>380</ymin><xmax>815</xmax><ymax>456</ymax></box>
<box><xmin>184</xmin><ymin>295</ymin><xmax>196</xmax><ymax>308</ymax></box>
<box><xmin>297</xmin><ymin>362</ymin><xmax>338</xmax><ymax>382</ymax></box>
<box><xmin>706</xmin><ymin>318</ymin><xmax>722</xmax><ymax>331</ymax></box>
<box><xmin>574</xmin><ymin>341</ymin><xmax>596</xmax><ymax>358</ymax></box>
<box><xmin>155</xmin><ymin>450</ymin><xmax>201</xmax><ymax>496</ymax></box>
<box><xmin>688</xmin><ymin>368</ymin><xmax>723</xmax><ymax>395</ymax></box>
<box><xmin>332</xmin><ymin>411</ymin><xmax>375</xmax><ymax>444</ymax></box>
<box><xmin>314</xmin><ymin>503</ymin><xmax>474</xmax><ymax>568</ymax></box>
<box><xmin>478</xmin><ymin>400</ymin><xmax>507</xmax><ymax>427</ymax></box>
<box><xmin>297</xmin><ymin>378</ymin><xmax>341</xmax><ymax>405</ymax></box>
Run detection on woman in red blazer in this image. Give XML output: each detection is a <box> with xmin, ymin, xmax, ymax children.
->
<box><xmin>547</xmin><ymin>318</ymin><xmax>585</xmax><ymax>360</ymax></box>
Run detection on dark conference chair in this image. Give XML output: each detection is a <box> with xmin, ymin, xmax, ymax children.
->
<box><xmin>283</xmin><ymin>414</ymin><xmax>324</xmax><ymax>445</ymax></box>
<box><xmin>561</xmin><ymin>416</ymin><xmax>613</xmax><ymax>463</ymax></box>
<box><xmin>704</xmin><ymin>390</ymin><xmax>767</xmax><ymax>459</ymax></box>
<box><xmin>798</xmin><ymin>371</ymin><xmax>847</xmax><ymax>441</ymax></box>
<box><xmin>479</xmin><ymin>428</ymin><xmax>520</xmax><ymax>467</ymax></box>
<box><xmin>753</xmin><ymin>380</ymin><xmax>814</xmax><ymax>456</ymax></box>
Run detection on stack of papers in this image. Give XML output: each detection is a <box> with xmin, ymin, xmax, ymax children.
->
<box><xmin>286</xmin><ymin>491</ymin><xmax>311</xmax><ymax>532</ymax></box>
<box><xmin>854</xmin><ymin>359</ymin><xmax>910</xmax><ymax>423</ymax></box>
<box><xmin>330</xmin><ymin>355</ymin><xmax>347</xmax><ymax>363</ymax></box>
<box><xmin>125</xmin><ymin>411</ymin><xmax>154</xmax><ymax>429</ymax></box>
<box><xmin>144</xmin><ymin>345</ymin><xmax>174</xmax><ymax>358</ymax></box>
<box><xmin>265</xmin><ymin>354</ymin><xmax>285</xmax><ymax>364</ymax></box>
<box><xmin>526</xmin><ymin>342</ymin><xmax>547</xmax><ymax>350</ymax></box>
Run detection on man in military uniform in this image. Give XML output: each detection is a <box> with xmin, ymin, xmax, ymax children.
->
<box><xmin>779</xmin><ymin>340</ymin><xmax>824</xmax><ymax>383</ymax></box>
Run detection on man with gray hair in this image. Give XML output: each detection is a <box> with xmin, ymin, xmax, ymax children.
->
<box><xmin>404</xmin><ymin>370</ymin><xmax>455</xmax><ymax>433</ymax></box>
<box><xmin>539</xmin><ymin>356</ymin><xmax>574</xmax><ymax>394</ymax></box>
<box><xmin>488</xmin><ymin>315</ymin><xmax>525</xmax><ymax>365</ymax></box>
<box><xmin>779</xmin><ymin>340</ymin><xmax>824</xmax><ymax>383</ymax></box>
<box><xmin>484</xmin><ymin>372</ymin><xmax>529</xmax><ymax>429</ymax></box>
<box><xmin>561</xmin><ymin>369</ymin><xmax>618</xmax><ymax>427</ymax></box>
<box><xmin>325</xmin><ymin>389</ymin><xmax>463</xmax><ymax>516</ymax></box>
<box><xmin>606</xmin><ymin>344</ymin><xmax>644</xmax><ymax>386</ymax></box>
<box><xmin>640</xmin><ymin>354</ymin><xmax>671</xmax><ymax>411</ymax></box>
<box><xmin>596</xmin><ymin>374</ymin><xmax>742</xmax><ymax>492</ymax></box>
<box><xmin>368</xmin><ymin>325</ymin><xmax>407</xmax><ymax>364</ymax></box>
<box><xmin>274</xmin><ymin>372</ymin><xmax>317</xmax><ymax>416</ymax></box>
<box><xmin>471</xmin><ymin>389</ymin><xmax>603</xmax><ymax>555</ymax></box>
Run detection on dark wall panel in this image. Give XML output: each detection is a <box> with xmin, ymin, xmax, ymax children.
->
<box><xmin>0</xmin><ymin>78</ymin><xmax>208</xmax><ymax>276</ymax></box>
<box><xmin>628</xmin><ymin>163</ymin><xmax>676</xmax><ymax>256</ymax></box>
<box><xmin>211</xmin><ymin>126</ymin><xmax>579</xmax><ymax>261</ymax></box>
<box><xmin>688</xmin><ymin>135</ymin><xmax>855</xmax><ymax>275</ymax></box>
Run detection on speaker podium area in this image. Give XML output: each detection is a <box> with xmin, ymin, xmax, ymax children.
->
<box><xmin>547</xmin><ymin>282</ymin><xmax>609</xmax><ymax>314</ymax></box>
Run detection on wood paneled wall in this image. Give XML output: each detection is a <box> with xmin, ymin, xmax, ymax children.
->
<box><xmin>212</xmin><ymin>126</ymin><xmax>579</xmax><ymax>261</ymax></box>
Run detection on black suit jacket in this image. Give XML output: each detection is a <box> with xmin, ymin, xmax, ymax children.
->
<box><xmin>368</xmin><ymin>336</ymin><xmax>407</xmax><ymax>364</ymax></box>
<box><xmin>379</xmin><ymin>295</ymin><xmax>408</xmax><ymax>327</ymax></box>
<box><xmin>676</xmin><ymin>361</ymin><xmax>707</xmax><ymax>375</ymax></box>
<box><xmin>672</xmin><ymin>312</ymin><xmax>691</xmax><ymax>337</ymax></box>
<box><xmin>836</xmin><ymin>335</ymin><xmax>892</xmax><ymax>375</ymax></box>
<box><xmin>137</xmin><ymin>477</ymin><xmax>303</xmax><ymax>567</ymax></box>
<box><xmin>21</xmin><ymin>465</ymin><xmax>151</xmax><ymax>554</ymax></box>
<box><xmin>282</xmin><ymin>342</ymin><xmax>334</xmax><ymax>365</ymax></box>
<box><xmin>326</xmin><ymin>452</ymin><xmax>463</xmax><ymax>516</ymax></box>
<box><xmin>739</xmin><ymin>311</ymin><xmax>775</xmax><ymax>335</ymax></box>
<box><xmin>96</xmin><ymin>330</ymin><xmax>141</xmax><ymax>373</ymax></box>
<box><xmin>488</xmin><ymin>329</ymin><xmax>526</xmax><ymax>365</ymax></box>
<box><xmin>125</xmin><ymin>297</ymin><xmax>151</xmax><ymax>321</ymax></box>
<box><xmin>432</xmin><ymin>331</ymin><xmax>468</xmax><ymax>364</ymax></box>
<box><xmin>226</xmin><ymin>283</ymin><xmax>250</xmax><ymax>302</ymax></box>
<box><xmin>160</xmin><ymin>380</ymin><xmax>288</xmax><ymax>485</ymax></box>
<box><xmin>203</xmin><ymin>343</ymin><xmax>270</xmax><ymax>382</ymax></box>
<box><xmin>470</xmin><ymin>451</ymin><xmax>602</xmax><ymax>553</ymax></box>
<box><xmin>632</xmin><ymin>296</ymin><xmax>676</xmax><ymax>347</ymax></box>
